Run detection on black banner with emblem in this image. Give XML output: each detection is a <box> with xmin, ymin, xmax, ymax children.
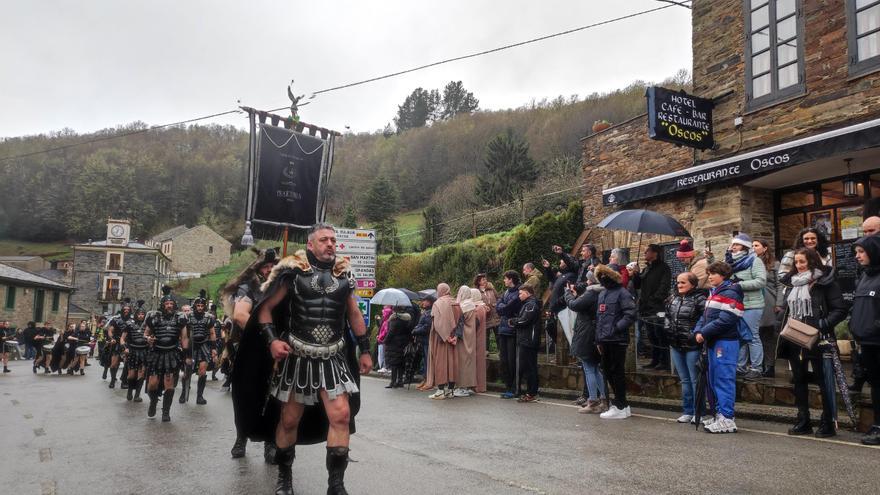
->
<box><xmin>253</xmin><ymin>124</ymin><xmax>327</xmax><ymax>228</ymax></box>
<box><xmin>647</xmin><ymin>86</ymin><xmax>714</xmax><ymax>150</ymax></box>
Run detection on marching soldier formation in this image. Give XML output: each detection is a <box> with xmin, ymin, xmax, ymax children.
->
<box><xmin>6</xmin><ymin>235</ymin><xmax>371</xmax><ymax>494</ymax></box>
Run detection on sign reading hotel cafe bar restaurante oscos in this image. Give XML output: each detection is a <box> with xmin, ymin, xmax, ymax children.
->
<box><xmin>647</xmin><ymin>86</ymin><xmax>714</xmax><ymax>150</ymax></box>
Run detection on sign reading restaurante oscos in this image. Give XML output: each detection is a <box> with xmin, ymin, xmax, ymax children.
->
<box><xmin>646</xmin><ymin>86</ymin><xmax>714</xmax><ymax>150</ymax></box>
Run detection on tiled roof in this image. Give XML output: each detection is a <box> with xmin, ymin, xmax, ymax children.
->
<box><xmin>78</xmin><ymin>240</ymin><xmax>156</xmax><ymax>249</ymax></box>
<box><xmin>0</xmin><ymin>262</ymin><xmax>72</xmax><ymax>290</ymax></box>
<box><xmin>150</xmin><ymin>225</ymin><xmax>191</xmax><ymax>241</ymax></box>
<box><xmin>0</xmin><ymin>255</ymin><xmax>42</xmax><ymax>261</ymax></box>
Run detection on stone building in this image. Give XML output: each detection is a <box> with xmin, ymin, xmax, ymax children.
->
<box><xmin>582</xmin><ymin>0</ymin><xmax>880</xmax><ymax>300</ymax></box>
<box><xmin>71</xmin><ymin>219</ymin><xmax>172</xmax><ymax>315</ymax></box>
<box><xmin>0</xmin><ymin>262</ymin><xmax>73</xmax><ymax>329</ymax></box>
<box><xmin>146</xmin><ymin>224</ymin><xmax>231</xmax><ymax>276</ymax></box>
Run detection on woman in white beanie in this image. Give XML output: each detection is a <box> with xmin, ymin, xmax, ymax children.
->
<box><xmin>725</xmin><ymin>233</ymin><xmax>766</xmax><ymax>380</ymax></box>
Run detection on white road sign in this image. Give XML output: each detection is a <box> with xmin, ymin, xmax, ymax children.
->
<box><xmin>337</xmin><ymin>229</ymin><xmax>377</xmax><ymax>282</ymax></box>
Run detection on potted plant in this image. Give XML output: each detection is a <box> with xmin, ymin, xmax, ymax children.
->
<box><xmin>592</xmin><ymin>119</ymin><xmax>612</xmax><ymax>133</ymax></box>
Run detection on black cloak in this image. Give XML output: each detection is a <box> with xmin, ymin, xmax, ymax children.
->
<box><xmin>231</xmin><ymin>263</ymin><xmax>361</xmax><ymax>445</ymax></box>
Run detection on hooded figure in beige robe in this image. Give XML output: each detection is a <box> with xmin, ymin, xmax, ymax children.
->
<box><xmin>470</xmin><ymin>287</ymin><xmax>488</xmax><ymax>393</ymax></box>
<box><xmin>426</xmin><ymin>283</ymin><xmax>458</xmax><ymax>395</ymax></box>
<box><xmin>455</xmin><ymin>285</ymin><xmax>477</xmax><ymax>391</ymax></box>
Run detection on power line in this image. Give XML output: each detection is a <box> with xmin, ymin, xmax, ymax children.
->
<box><xmin>265</xmin><ymin>2</ymin><xmax>690</xmax><ymax>111</ymax></box>
<box><xmin>0</xmin><ymin>109</ymin><xmax>241</xmax><ymax>163</ymax></box>
<box><xmin>2</xmin><ymin>2</ymin><xmax>689</xmax><ymax>161</ymax></box>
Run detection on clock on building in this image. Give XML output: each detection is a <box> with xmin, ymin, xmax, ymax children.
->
<box><xmin>111</xmin><ymin>225</ymin><xmax>125</xmax><ymax>237</ymax></box>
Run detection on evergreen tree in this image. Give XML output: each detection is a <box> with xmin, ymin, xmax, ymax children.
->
<box><xmin>361</xmin><ymin>175</ymin><xmax>400</xmax><ymax>223</ymax></box>
<box><xmin>342</xmin><ymin>205</ymin><xmax>358</xmax><ymax>228</ymax></box>
<box><xmin>439</xmin><ymin>81</ymin><xmax>479</xmax><ymax>120</ymax></box>
<box><xmin>393</xmin><ymin>88</ymin><xmax>440</xmax><ymax>132</ymax></box>
<box><xmin>375</xmin><ymin>218</ymin><xmax>401</xmax><ymax>254</ymax></box>
<box><xmin>475</xmin><ymin>129</ymin><xmax>538</xmax><ymax>206</ymax></box>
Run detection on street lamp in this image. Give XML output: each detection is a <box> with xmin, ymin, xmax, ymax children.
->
<box><xmin>843</xmin><ymin>158</ymin><xmax>859</xmax><ymax>198</ymax></box>
<box><xmin>240</xmin><ymin>221</ymin><xmax>255</xmax><ymax>247</ymax></box>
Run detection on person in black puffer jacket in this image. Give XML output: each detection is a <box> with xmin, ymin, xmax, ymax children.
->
<box><xmin>564</xmin><ymin>277</ymin><xmax>608</xmax><ymax>414</ymax></box>
<box><xmin>594</xmin><ymin>264</ymin><xmax>636</xmax><ymax>420</ymax></box>
<box><xmin>664</xmin><ymin>272</ymin><xmax>706</xmax><ymax>424</ymax></box>
<box><xmin>778</xmin><ymin>248</ymin><xmax>847</xmax><ymax>438</ymax></box>
<box><xmin>508</xmin><ymin>285</ymin><xmax>541</xmax><ymax>402</ymax></box>
<box><xmin>851</xmin><ymin>235</ymin><xmax>880</xmax><ymax>445</ymax></box>
<box><xmin>383</xmin><ymin>307</ymin><xmax>413</xmax><ymax>389</ymax></box>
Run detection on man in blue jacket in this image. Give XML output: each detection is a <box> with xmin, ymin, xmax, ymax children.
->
<box><xmin>496</xmin><ymin>270</ymin><xmax>523</xmax><ymax>399</ymax></box>
<box><xmin>694</xmin><ymin>261</ymin><xmax>744</xmax><ymax>434</ymax></box>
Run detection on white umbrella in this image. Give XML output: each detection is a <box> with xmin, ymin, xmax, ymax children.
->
<box><xmin>370</xmin><ymin>288</ymin><xmax>413</xmax><ymax>307</ymax></box>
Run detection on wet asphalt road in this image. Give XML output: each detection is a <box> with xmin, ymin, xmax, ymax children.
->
<box><xmin>1</xmin><ymin>358</ymin><xmax>879</xmax><ymax>495</ymax></box>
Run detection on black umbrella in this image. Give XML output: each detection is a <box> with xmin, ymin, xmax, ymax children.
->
<box><xmin>397</xmin><ymin>288</ymin><xmax>421</xmax><ymax>300</ymax></box>
<box><xmin>597</xmin><ymin>209</ymin><xmax>691</xmax><ymax>237</ymax></box>
<box><xmin>693</xmin><ymin>343</ymin><xmax>709</xmax><ymax>431</ymax></box>
<box><xmin>826</xmin><ymin>341</ymin><xmax>857</xmax><ymax>427</ymax></box>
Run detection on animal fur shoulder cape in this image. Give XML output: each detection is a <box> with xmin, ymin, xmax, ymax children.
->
<box><xmin>231</xmin><ymin>250</ymin><xmax>360</xmax><ymax>445</ymax></box>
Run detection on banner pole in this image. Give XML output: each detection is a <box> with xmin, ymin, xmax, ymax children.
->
<box><xmin>282</xmin><ymin>226</ymin><xmax>289</xmax><ymax>257</ymax></box>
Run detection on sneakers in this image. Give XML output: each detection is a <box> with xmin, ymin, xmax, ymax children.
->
<box><xmin>599</xmin><ymin>405</ymin><xmax>631</xmax><ymax>419</ymax></box>
<box><xmin>578</xmin><ymin>399</ymin><xmax>599</xmax><ymax>414</ymax></box>
<box><xmin>676</xmin><ymin>414</ymin><xmax>694</xmax><ymax>424</ymax></box>
<box><xmin>705</xmin><ymin>414</ymin><xmax>737</xmax><ymax>433</ymax></box>
<box><xmin>452</xmin><ymin>388</ymin><xmax>470</xmax><ymax>398</ymax></box>
<box><xmin>573</xmin><ymin>395</ymin><xmax>589</xmax><ymax>406</ymax></box>
<box><xmin>701</xmin><ymin>415</ymin><xmax>716</xmax><ymax>428</ymax></box>
<box><xmin>862</xmin><ymin>425</ymin><xmax>880</xmax><ymax>446</ymax></box>
<box><xmin>517</xmin><ymin>394</ymin><xmax>537</xmax><ymax>403</ymax></box>
<box><xmin>428</xmin><ymin>390</ymin><xmax>446</xmax><ymax>400</ymax></box>
<box><xmin>500</xmin><ymin>392</ymin><xmax>515</xmax><ymax>399</ymax></box>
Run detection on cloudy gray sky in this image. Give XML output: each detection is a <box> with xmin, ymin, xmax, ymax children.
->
<box><xmin>0</xmin><ymin>0</ymin><xmax>692</xmax><ymax>138</ymax></box>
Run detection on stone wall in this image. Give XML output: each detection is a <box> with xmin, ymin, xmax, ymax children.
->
<box><xmin>169</xmin><ymin>225</ymin><xmax>231</xmax><ymax>275</ymax></box>
<box><xmin>0</xmin><ymin>284</ymin><xmax>70</xmax><ymax>329</ymax></box>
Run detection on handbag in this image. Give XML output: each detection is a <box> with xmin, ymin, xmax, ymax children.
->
<box><xmin>780</xmin><ymin>314</ymin><xmax>819</xmax><ymax>350</ymax></box>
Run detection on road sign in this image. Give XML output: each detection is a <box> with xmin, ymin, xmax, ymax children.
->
<box><xmin>338</xmin><ymin>228</ymin><xmax>378</xmax><ymax>291</ymax></box>
<box><xmin>356</xmin><ymin>279</ymin><xmax>376</xmax><ymax>289</ymax></box>
<box><xmin>355</xmin><ymin>296</ymin><xmax>370</xmax><ymax>327</ymax></box>
<box><xmin>355</xmin><ymin>288</ymin><xmax>375</xmax><ymax>298</ymax></box>
<box><xmin>351</xmin><ymin>266</ymin><xmax>375</xmax><ymax>279</ymax></box>
<box><xmin>342</xmin><ymin>254</ymin><xmax>376</xmax><ymax>265</ymax></box>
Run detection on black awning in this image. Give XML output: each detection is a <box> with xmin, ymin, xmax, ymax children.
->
<box><xmin>602</xmin><ymin>117</ymin><xmax>880</xmax><ymax>206</ymax></box>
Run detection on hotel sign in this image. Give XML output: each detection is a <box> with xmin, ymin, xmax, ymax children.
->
<box><xmin>647</xmin><ymin>86</ymin><xmax>714</xmax><ymax>150</ymax></box>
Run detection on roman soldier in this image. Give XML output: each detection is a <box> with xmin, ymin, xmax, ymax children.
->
<box><xmin>121</xmin><ymin>301</ymin><xmax>149</xmax><ymax>402</ymax></box>
<box><xmin>234</xmin><ymin>224</ymin><xmax>372</xmax><ymax>495</ymax></box>
<box><xmin>104</xmin><ymin>299</ymin><xmax>134</xmax><ymax>388</ymax></box>
<box><xmin>181</xmin><ymin>290</ymin><xmax>217</xmax><ymax>405</ymax></box>
<box><xmin>144</xmin><ymin>286</ymin><xmax>188</xmax><ymax>422</ymax></box>
<box><xmin>209</xmin><ymin>303</ymin><xmax>223</xmax><ymax>382</ymax></box>
<box><xmin>220</xmin><ymin>247</ymin><xmax>277</xmax><ymax>461</ymax></box>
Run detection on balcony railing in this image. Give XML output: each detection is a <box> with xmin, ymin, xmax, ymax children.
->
<box><xmin>100</xmin><ymin>289</ymin><xmax>122</xmax><ymax>301</ymax></box>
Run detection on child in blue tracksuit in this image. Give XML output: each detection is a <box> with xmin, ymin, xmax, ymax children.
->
<box><xmin>693</xmin><ymin>261</ymin><xmax>744</xmax><ymax>434</ymax></box>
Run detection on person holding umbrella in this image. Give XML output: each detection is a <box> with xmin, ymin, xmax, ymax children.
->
<box><xmin>382</xmin><ymin>306</ymin><xmax>413</xmax><ymax>389</ymax></box>
<box><xmin>778</xmin><ymin>248</ymin><xmax>847</xmax><ymax>437</ymax></box>
<box><xmin>851</xmin><ymin>235</ymin><xmax>880</xmax><ymax>445</ymax></box>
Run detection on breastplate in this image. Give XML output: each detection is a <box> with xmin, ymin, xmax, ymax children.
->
<box><xmin>152</xmin><ymin>313</ymin><xmax>182</xmax><ymax>348</ymax></box>
<box><xmin>287</xmin><ymin>267</ymin><xmax>353</xmax><ymax>344</ymax></box>
<box><xmin>127</xmin><ymin>321</ymin><xmax>147</xmax><ymax>347</ymax></box>
<box><xmin>188</xmin><ymin>314</ymin><xmax>213</xmax><ymax>343</ymax></box>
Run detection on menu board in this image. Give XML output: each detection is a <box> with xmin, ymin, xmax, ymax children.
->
<box><xmin>833</xmin><ymin>239</ymin><xmax>859</xmax><ymax>301</ymax></box>
<box><xmin>662</xmin><ymin>242</ymin><xmax>688</xmax><ymax>291</ymax></box>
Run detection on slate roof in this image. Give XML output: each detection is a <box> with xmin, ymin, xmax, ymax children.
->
<box><xmin>151</xmin><ymin>225</ymin><xmax>192</xmax><ymax>242</ymax></box>
<box><xmin>0</xmin><ymin>262</ymin><xmax>72</xmax><ymax>290</ymax></box>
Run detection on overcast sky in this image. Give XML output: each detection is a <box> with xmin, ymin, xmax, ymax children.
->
<box><xmin>0</xmin><ymin>0</ymin><xmax>692</xmax><ymax>138</ymax></box>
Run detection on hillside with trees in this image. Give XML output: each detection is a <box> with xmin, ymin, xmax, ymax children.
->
<box><xmin>0</xmin><ymin>71</ymin><xmax>688</xmax><ymax>250</ymax></box>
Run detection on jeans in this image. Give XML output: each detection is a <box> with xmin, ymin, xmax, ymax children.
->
<box><xmin>708</xmin><ymin>340</ymin><xmax>738</xmax><ymax>419</ymax></box>
<box><xmin>419</xmin><ymin>336</ymin><xmax>429</xmax><ymax>375</ymax></box>
<box><xmin>670</xmin><ymin>348</ymin><xmax>700</xmax><ymax>415</ymax></box>
<box><xmin>581</xmin><ymin>360</ymin><xmax>606</xmax><ymax>401</ymax></box>
<box><xmin>25</xmin><ymin>343</ymin><xmax>36</xmax><ymax>359</ymax></box>
<box><xmin>600</xmin><ymin>343</ymin><xmax>628</xmax><ymax>409</ymax></box>
<box><xmin>497</xmin><ymin>334</ymin><xmax>517</xmax><ymax>393</ymax></box>
<box><xmin>737</xmin><ymin>309</ymin><xmax>764</xmax><ymax>371</ymax></box>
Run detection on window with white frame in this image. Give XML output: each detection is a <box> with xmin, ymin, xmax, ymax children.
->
<box><xmin>848</xmin><ymin>0</ymin><xmax>880</xmax><ymax>76</ymax></box>
<box><xmin>744</xmin><ymin>0</ymin><xmax>805</xmax><ymax>109</ymax></box>
<box><xmin>106</xmin><ymin>251</ymin><xmax>123</xmax><ymax>271</ymax></box>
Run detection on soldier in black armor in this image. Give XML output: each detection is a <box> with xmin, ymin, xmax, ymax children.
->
<box><xmin>240</xmin><ymin>224</ymin><xmax>372</xmax><ymax>495</ymax></box>
<box><xmin>221</xmin><ymin>247</ymin><xmax>277</xmax><ymax>461</ymax></box>
<box><xmin>104</xmin><ymin>299</ymin><xmax>134</xmax><ymax>388</ymax></box>
<box><xmin>144</xmin><ymin>286</ymin><xmax>189</xmax><ymax>422</ymax></box>
<box><xmin>121</xmin><ymin>301</ymin><xmax>149</xmax><ymax>402</ymax></box>
<box><xmin>209</xmin><ymin>303</ymin><xmax>223</xmax><ymax>382</ymax></box>
<box><xmin>181</xmin><ymin>290</ymin><xmax>217</xmax><ymax>405</ymax></box>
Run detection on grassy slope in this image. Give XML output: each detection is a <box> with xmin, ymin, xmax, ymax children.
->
<box><xmin>0</xmin><ymin>239</ymin><xmax>73</xmax><ymax>261</ymax></box>
<box><xmin>395</xmin><ymin>210</ymin><xmax>423</xmax><ymax>252</ymax></box>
